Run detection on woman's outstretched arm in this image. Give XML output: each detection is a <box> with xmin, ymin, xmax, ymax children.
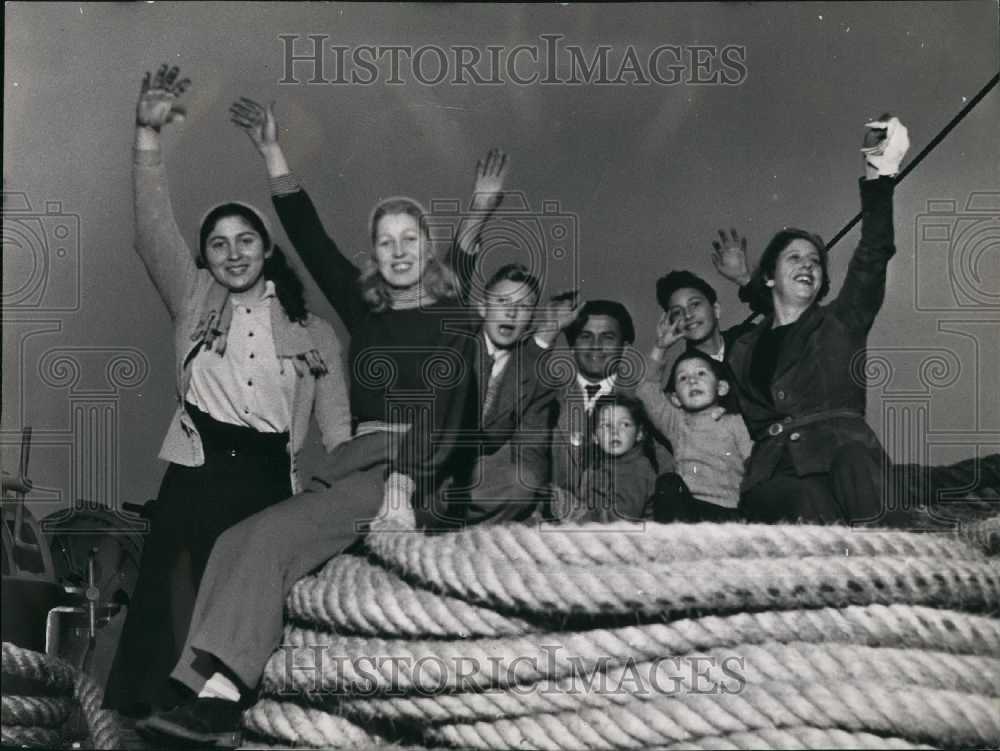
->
<box><xmin>132</xmin><ymin>64</ymin><xmax>197</xmax><ymax>321</ymax></box>
<box><xmin>231</xmin><ymin>97</ymin><xmax>365</xmax><ymax>330</ymax></box>
<box><xmin>831</xmin><ymin>115</ymin><xmax>909</xmax><ymax>334</ymax></box>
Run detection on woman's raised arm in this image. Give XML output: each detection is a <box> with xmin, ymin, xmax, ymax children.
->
<box><xmin>831</xmin><ymin>115</ymin><xmax>909</xmax><ymax>334</ymax></box>
<box><xmin>231</xmin><ymin>97</ymin><xmax>366</xmax><ymax>330</ymax></box>
<box><xmin>133</xmin><ymin>64</ymin><xmax>198</xmax><ymax>321</ymax></box>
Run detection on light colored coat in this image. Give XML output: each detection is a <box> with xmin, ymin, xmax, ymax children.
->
<box><xmin>134</xmin><ymin>148</ymin><xmax>351</xmax><ymax>492</ymax></box>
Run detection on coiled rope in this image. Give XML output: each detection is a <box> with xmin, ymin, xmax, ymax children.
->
<box><xmin>1</xmin><ymin>641</ymin><xmax>121</xmax><ymax>749</ymax></box>
<box><xmin>246</xmin><ymin>518</ymin><xmax>1000</xmax><ymax>749</ymax></box>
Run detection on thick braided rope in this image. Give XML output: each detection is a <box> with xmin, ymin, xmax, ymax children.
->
<box><xmin>659</xmin><ymin>726</ymin><xmax>935</xmax><ymax>749</ymax></box>
<box><xmin>271</xmin><ymin>611</ymin><xmax>1000</xmax><ymax>695</ymax></box>
<box><xmin>328</xmin><ymin>643</ymin><xmax>1000</xmax><ymax>724</ymax></box>
<box><xmin>1</xmin><ymin>696</ymin><xmax>75</xmax><ymax>727</ymax></box>
<box><xmin>1</xmin><ymin>641</ymin><xmax>76</xmax><ymax>693</ymax></box>
<box><xmin>349</xmin><ymin>553</ymin><xmax>1000</xmax><ymax>617</ymax></box>
<box><xmin>0</xmin><ymin>642</ymin><xmax>121</xmax><ymax>749</ymax></box>
<box><xmin>366</xmin><ymin>522</ymin><xmax>985</xmax><ymax>579</ymax></box>
<box><xmin>242</xmin><ymin>699</ymin><xmax>383</xmax><ymax>748</ymax></box>
<box><xmin>288</xmin><ymin>554</ymin><xmax>534</xmax><ymax>637</ymax></box>
<box><xmin>287</xmin><ymin>556</ymin><xmax>995</xmax><ymax>654</ymax></box>
<box><xmin>258</xmin><ymin>521</ymin><xmax>1000</xmax><ymax>750</ymax></box>
<box><xmin>0</xmin><ymin>724</ymin><xmax>63</xmax><ymax>747</ymax></box>
<box><xmin>426</xmin><ymin>682</ymin><xmax>1000</xmax><ymax>750</ymax></box>
<box><xmin>72</xmin><ymin>661</ymin><xmax>122</xmax><ymax>749</ymax></box>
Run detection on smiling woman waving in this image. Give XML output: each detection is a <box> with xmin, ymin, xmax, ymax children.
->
<box><xmin>728</xmin><ymin>115</ymin><xmax>910</xmax><ymax>525</ymax></box>
<box><xmin>105</xmin><ymin>65</ymin><xmax>351</xmax><ymax>718</ymax></box>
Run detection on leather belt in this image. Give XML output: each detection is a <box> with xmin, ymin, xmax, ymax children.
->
<box><xmin>757</xmin><ymin>409</ymin><xmax>865</xmax><ymax>441</ymax></box>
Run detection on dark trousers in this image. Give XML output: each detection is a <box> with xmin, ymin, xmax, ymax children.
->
<box><xmin>104</xmin><ymin>407</ymin><xmax>290</xmax><ymax>714</ymax></box>
<box><xmin>651</xmin><ymin>473</ymin><xmax>742</xmax><ymax>523</ymax></box>
<box><xmin>170</xmin><ymin>431</ymin><xmax>395</xmax><ymax>694</ymax></box>
<box><xmin>739</xmin><ymin>441</ymin><xmax>884</xmax><ymax>525</ymax></box>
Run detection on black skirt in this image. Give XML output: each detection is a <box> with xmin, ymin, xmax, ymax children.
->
<box><xmin>104</xmin><ymin>404</ymin><xmax>291</xmax><ymax>715</ymax></box>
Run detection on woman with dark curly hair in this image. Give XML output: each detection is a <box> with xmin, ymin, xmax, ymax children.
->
<box><xmin>728</xmin><ymin>114</ymin><xmax>910</xmax><ymax>525</ymax></box>
<box><xmin>105</xmin><ymin>65</ymin><xmax>352</xmax><ymax>717</ymax></box>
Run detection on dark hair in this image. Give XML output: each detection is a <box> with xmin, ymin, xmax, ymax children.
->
<box><xmin>656</xmin><ymin>270</ymin><xmax>717</xmax><ymax>311</ymax></box>
<box><xmin>588</xmin><ymin>393</ymin><xmax>658</xmax><ymax>472</ymax></box>
<box><xmin>666</xmin><ymin>350</ymin><xmax>738</xmax><ymax>413</ymax></box>
<box><xmin>198</xmin><ymin>203</ymin><xmax>308</xmax><ymax>324</ymax></box>
<box><xmin>566</xmin><ymin>299</ymin><xmax>635</xmax><ymax>346</ymax></box>
<box><xmin>483</xmin><ymin>263</ymin><xmax>541</xmax><ymax>302</ymax></box>
<box><xmin>747</xmin><ymin>228</ymin><xmax>830</xmax><ymax>314</ymax></box>
<box><xmin>666</xmin><ymin>350</ymin><xmax>727</xmax><ymax>393</ymax></box>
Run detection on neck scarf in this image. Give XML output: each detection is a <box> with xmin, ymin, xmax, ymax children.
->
<box><xmin>188</xmin><ymin>281</ymin><xmax>328</xmax><ymax>378</ymax></box>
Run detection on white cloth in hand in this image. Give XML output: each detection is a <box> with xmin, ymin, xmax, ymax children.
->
<box><xmin>861</xmin><ymin>116</ymin><xmax>910</xmax><ymax>176</ymax></box>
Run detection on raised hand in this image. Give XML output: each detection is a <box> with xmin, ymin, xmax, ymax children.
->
<box><xmin>136</xmin><ymin>64</ymin><xmax>190</xmax><ymax>131</ymax></box>
<box><xmin>471</xmin><ymin>148</ymin><xmax>508</xmax><ymax>212</ymax></box>
<box><xmin>548</xmin><ymin>289</ymin><xmax>582</xmax><ymax>332</ymax></box>
<box><xmin>653</xmin><ymin>311</ymin><xmax>685</xmax><ymax>356</ymax></box>
<box><xmin>534</xmin><ymin>289</ymin><xmax>582</xmax><ymax>347</ymax></box>
<box><xmin>862</xmin><ymin>113</ymin><xmax>909</xmax><ymax>177</ymax></box>
<box><xmin>229</xmin><ymin>97</ymin><xmax>278</xmax><ymax>154</ymax></box>
<box><xmin>711</xmin><ymin>228</ymin><xmax>751</xmax><ymax>286</ymax></box>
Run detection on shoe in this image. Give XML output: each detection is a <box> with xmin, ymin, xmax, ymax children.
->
<box><xmin>135</xmin><ymin>698</ymin><xmax>244</xmax><ymax>748</ymax></box>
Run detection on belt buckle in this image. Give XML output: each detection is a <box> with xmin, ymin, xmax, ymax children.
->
<box><xmin>767</xmin><ymin>422</ymin><xmax>784</xmax><ymax>437</ymax></box>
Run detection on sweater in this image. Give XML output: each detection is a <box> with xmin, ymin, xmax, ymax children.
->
<box><xmin>133</xmin><ymin>148</ymin><xmax>352</xmax><ymax>493</ymax></box>
<box><xmin>269</xmin><ymin>177</ymin><xmax>479</xmax><ymax>488</ymax></box>
<box><xmin>558</xmin><ymin>445</ymin><xmax>658</xmax><ymax>523</ymax></box>
<box><xmin>635</xmin><ymin>382</ymin><xmax>752</xmax><ymax>508</ymax></box>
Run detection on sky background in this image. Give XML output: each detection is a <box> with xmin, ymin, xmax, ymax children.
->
<box><xmin>4</xmin><ymin>2</ymin><xmax>998</xmax><ymax>518</ymax></box>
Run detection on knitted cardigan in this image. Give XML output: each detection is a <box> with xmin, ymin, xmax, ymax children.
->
<box><xmin>133</xmin><ymin>148</ymin><xmax>352</xmax><ymax>492</ymax></box>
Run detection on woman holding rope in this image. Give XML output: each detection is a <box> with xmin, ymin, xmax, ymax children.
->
<box><xmin>134</xmin><ymin>70</ymin><xmax>508</xmax><ymax>747</ymax></box>
<box><xmin>730</xmin><ymin>115</ymin><xmax>910</xmax><ymax>525</ymax></box>
<box><xmin>105</xmin><ymin>65</ymin><xmax>352</xmax><ymax>717</ymax></box>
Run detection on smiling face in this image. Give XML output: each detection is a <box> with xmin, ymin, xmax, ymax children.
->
<box><xmin>667</xmin><ymin>287</ymin><xmax>721</xmax><ymax>345</ymax></box>
<box><xmin>670</xmin><ymin>355</ymin><xmax>729</xmax><ymax>413</ymax></box>
<box><xmin>768</xmin><ymin>238</ymin><xmax>824</xmax><ymax>307</ymax></box>
<box><xmin>203</xmin><ymin>215</ymin><xmax>270</xmax><ymax>294</ymax></box>
<box><xmin>373</xmin><ymin>212</ymin><xmax>429</xmax><ymax>289</ymax></box>
<box><xmin>573</xmin><ymin>314</ymin><xmax>624</xmax><ymax>381</ymax></box>
<box><xmin>593</xmin><ymin>404</ymin><xmax>641</xmax><ymax>457</ymax></box>
<box><xmin>478</xmin><ymin>278</ymin><xmax>538</xmax><ymax>350</ymax></box>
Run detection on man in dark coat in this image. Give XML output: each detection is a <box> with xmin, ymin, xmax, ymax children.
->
<box><xmin>546</xmin><ymin>300</ymin><xmax>674</xmax><ymax>499</ymax></box>
<box><xmin>441</xmin><ymin>264</ymin><xmax>558</xmax><ymax>525</ymax></box>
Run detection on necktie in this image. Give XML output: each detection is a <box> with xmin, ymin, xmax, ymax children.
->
<box><xmin>481</xmin><ymin>353</ymin><xmax>504</xmax><ymax>424</ymax></box>
<box><xmin>584</xmin><ymin>383</ymin><xmax>602</xmax><ymax>405</ymax></box>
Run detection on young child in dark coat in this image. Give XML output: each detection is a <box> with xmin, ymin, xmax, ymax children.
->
<box><xmin>552</xmin><ymin>394</ymin><xmax>659</xmax><ymax>523</ymax></box>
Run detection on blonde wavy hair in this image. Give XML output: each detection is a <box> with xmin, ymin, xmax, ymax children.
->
<box><xmin>360</xmin><ymin>196</ymin><xmax>460</xmax><ymax>312</ymax></box>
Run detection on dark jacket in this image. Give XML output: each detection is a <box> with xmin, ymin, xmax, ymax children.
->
<box><xmin>446</xmin><ymin>334</ymin><xmax>557</xmax><ymax>525</ymax></box>
<box><xmin>547</xmin><ymin>363</ymin><xmax>674</xmax><ymax>498</ymax></box>
<box><xmin>727</xmin><ymin>177</ymin><xmax>895</xmax><ymax>491</ymax></box>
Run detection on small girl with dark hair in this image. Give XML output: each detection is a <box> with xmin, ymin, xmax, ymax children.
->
<box><xmin>553</xmin><ymin>394</ymin><xmax>659</xmax><ymax>523</ymax></box>
<box><xmin>105</xmin><ymin>65</ymin><xmax>351</xmax><ymax>717</ymax></box>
